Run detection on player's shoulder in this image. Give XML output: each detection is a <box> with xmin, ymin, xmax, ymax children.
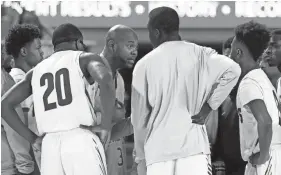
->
<box><xmin>239</xmin><ymin>72</ymin><xmax>263</xmax><ymax>90</ymax></box>
<box><xmin>186</xmin><ymin>42</ymin><xmax>217</xmax><ymax>56</ymax></box>
<box><xmin>79</xmin><ymin>52</ymin><xmax>104</xmax><ymax>65</ymax></box>
<box><xmin>243</xmin><ymin>69</ymin><xmax>265</xmax><ymax>82</ymax></box>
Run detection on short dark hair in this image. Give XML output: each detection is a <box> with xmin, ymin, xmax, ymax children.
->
<box><xmin>148</xmin><ymin>7</ymin><xmax>179</xmax><ymax>34</ymax></box>
<box><xmin>271</xmin><ymin>29</ymin><xmax>281</xmax><ymax>36</ymax></box>
<box><xmin>5</xmin><ymin>24</ymin><xmax>41</xmax><ymax>58</ymax></box>
<box><xmin>223</xmin><ymin>36</ymin><xmax>234</xmax><ymax>50</ymax></box>
<box><xmin>52</xmin><ymin>23</ymin><xmax>83</xmax><ymax>46</ymax></box>
<box><xmin>234</xmin><ymin>20</ymin><xmax>270</xmax><ymax>61</ymax></box>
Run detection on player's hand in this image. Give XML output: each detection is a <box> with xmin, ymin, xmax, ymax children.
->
<box><xmin>32</xmin><ymin>136</ymin><xmax>43</xmax><ymax>153</ymax></box>
<box><xmin>191</xmin><ymin>114</ymin><xmax>206</xmax><ymax>125</ymax></box>
<box><xmin>249</xmin><ymin>152</ymin><xmax>270</xmax><ymax>165</ymax></box>
<box><xmin>192</xmin><ymin>103</ymin><xmax>212</xmax><ymax>125</ymax></box>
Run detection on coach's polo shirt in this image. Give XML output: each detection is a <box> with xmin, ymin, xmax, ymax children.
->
<box><xmin>131</xmin><ymin>41</ymin><xmax>241</xmax><ymax>166</ymax></box>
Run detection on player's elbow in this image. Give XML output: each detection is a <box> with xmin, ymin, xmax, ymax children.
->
<box><xmin>1</xmin><ymin>98</ymin><xmax>11</xmax><ymax>119</ymax></box>
<box><xmin>258</xmin><ymin>114</ymin><xmax>273</xmax><ymax>125</ymax></box>
<box><xmin>229</xmin><ymin>63</ymin><xmax>242</xmax><ymax>79</ymax></box>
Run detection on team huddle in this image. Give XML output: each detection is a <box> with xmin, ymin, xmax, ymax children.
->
<box><xmin>1</xmin><ymin>6</ymin><xmax>281</xmax><ymax>175</ymax></box>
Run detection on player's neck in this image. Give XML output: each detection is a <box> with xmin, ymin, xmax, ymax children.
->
<box><xmin>14</xmin><ymin>59</ymin><xmax>31</xmax><ymax>73</ymax></box>
<box><xmin>164</xmin><ymin>33</ymin><xmax>181</xmax><ymax>42</ymax></box>
<box><xmin>278</xmin><ymin>64</ymin><xmax>281</xmax><ymax>72</ymax></box>
<box><xmin>241</xmin><ymin>62</ymin><xmax>259</xmax><ymax>77</ymax></box>
<box><xmin>54</xmin><ymin>43</ymin><xmax>77</xmax><ymax>53</ymax></box>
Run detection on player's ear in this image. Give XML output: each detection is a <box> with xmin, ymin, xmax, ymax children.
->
<box><xmin>236</xmin><ymin>48</ymin><xmax>242</xmax><ymax>59</ymax></box>
<box><xmin>107</xmin><ymin>39</ymin><xmax>117</xmax><ymax>52</ymax></box>
<box><xmin>155</xmin><ymin>29</ymin><xmax>160</xmax><ymax>39</ymax></box>
<box><xmin>20</xmin><ymin>47</ymin><xmax>27</xmax><ymax>57</ymax></box>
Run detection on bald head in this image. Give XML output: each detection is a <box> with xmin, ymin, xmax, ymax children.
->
<box><xmin>106</xmin><ymin>25</ymin><xmax>137</xmax><ymax>43</ymax></box>
<box><xmin>103</xmin><ymin>25</ymin><xmax>138</xmax><ymax>69</ymax></box>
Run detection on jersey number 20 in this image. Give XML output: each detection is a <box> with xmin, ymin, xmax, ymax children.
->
<box><xmin>40</xmin><ymin>68</ymin><xmax>73</xmax><ymax>111</ymax></box>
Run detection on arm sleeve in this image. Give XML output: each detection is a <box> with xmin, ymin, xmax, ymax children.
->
<box><xmin>207</xmin><ymin>53</ymin><xmax>241</xmax><ymax>110</ymax></box>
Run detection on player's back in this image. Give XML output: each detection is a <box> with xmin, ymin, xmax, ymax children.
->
<box><xmin>135</xmin><ymin>41</ymin><xmax>240</xmax><ymax>165</ymax></box>
<box><xmin>31</xmin><ymin>50</ymin><xmax>96</xmax><ymax>135</ymax></box>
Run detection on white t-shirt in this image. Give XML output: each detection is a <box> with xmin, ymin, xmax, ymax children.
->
<box><xmin>132</xmin><ymin>41</ymin><xmax>241</xmax><ymax>165</ymax></box>
<box><xmin>236</xmin><ymin>69</ymin><xmax>281</xmax><ymax>161</ymax></box>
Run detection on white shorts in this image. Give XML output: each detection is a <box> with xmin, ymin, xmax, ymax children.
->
<box><xmin>147</xmin><ymin>154</ymin><xmax>212</xmax><ymax>175</ymax></box>
<box><xmin>106</xmin><ymin>138</ymin><xmax>127</xmax><ymax>175</ymax></box>
<box><xmin>245</xmin><ymin>145</ymin><xmax>281</xmax><ymax>175</ymax></box>
<box><xmin>41</xmin><ymin>128</ymin><xmax>107</xmax><ymax>175</ymax></box>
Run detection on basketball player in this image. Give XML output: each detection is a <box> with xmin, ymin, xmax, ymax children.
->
<box><xmin>1</xmin><ymin>44</ymin><xmax>31</xmax><ymax>175</ymax></box>
<box><xmin>83</xmin><ymin>24</ymin><xmax>138</xmax><ymax>175</ymax></box>
<box><xmin>1</xmin><ymin>23</ymin><xmax>116</xmax><ymax>175</ymax></box>
<box><xmin>6</xmin><ymin>23</ymin><xmax>43</xmax><ymax>134</ymax></box>
<box><xmin>230</xmin><ymin>21</ymin><xmax>281</xmax><ymax>175</ymax></box>
<box><xmin>132</xmin><ymin>7</ymin><xmax>241</xmax><ymax>175</ymax></box>
<box><xmin>263</xmin><ymin>29</ymin><xmax>281</xmax><ymax>100</ymax></box>
<box><xmin>3</xmin><ymin>26</ymin><xmax>39</xmax><ymax>175</ymax></box>
<box><xmin>5</xmin><ymin>24</ymin><xmax>44</xmax><ymax>173</ymax></box>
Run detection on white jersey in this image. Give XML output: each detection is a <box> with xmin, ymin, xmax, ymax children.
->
<box><xmin>236</xmin><ymin>69</ymin><xmax>281</xmax><ymax>161</ymax></box>
<box><xmin>31</xmin><ymin>50</ymin><xmax>96</xmax><ymax>135</ymax></box>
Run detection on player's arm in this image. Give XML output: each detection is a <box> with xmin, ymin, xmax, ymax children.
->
<box><xmin>247</xmin><ymin>100</ymin><xmax>272</xmax><ymax>162</ymax></box>
<box><xmin>111</xmin><ymin>117</ymin><xmax>134</xmax><ymax>141</ymax></box>
<box><xmin>1</xmin><ymin>70</ymin><xmax>37</xmax><ymax>144</ymax></box>
<box><xmin>207</xmin><ymin>53</ymin><xmax>241</xmax><ymax>110</ymax></box>
<box><xmin>131</xmin><ymin>61</ymin><xmax>150</xmax><ymax>164</ymax></box>
<box><xmin>192</xmin><ymin>51</ymin><xmax>241</xmax><ymax>124</ymax></box>
<box><xmin>80</xmin><ymin>53</ymin><xmax>115</xmax><ymax>131</ymax></box>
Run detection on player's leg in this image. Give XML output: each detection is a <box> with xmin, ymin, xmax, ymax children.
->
<box><xmin>175</xmin><ymin>154</ymin><xmax>212</xmax><ymax>175</ymax></box>
<box><xmin>61</xmin><ymin>129</ymin><xmax>107</xmax><ymax>175</ymax></box>
<box><xmin>147</xmin><ymin>160</ymin><xmax>176</xmax><ymax>175</ymax></box>
<box><xmin>40</xmin><ymin>133</ymin><xmax>64</xmax><ymax>175</ymax></box>
<box><xmin>147</xmin><ymin>154</ymin><xmax>212</xmax><ymax>175</ymax></box>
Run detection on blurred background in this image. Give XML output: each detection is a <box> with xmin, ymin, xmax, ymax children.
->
<box><xmin>2</xmin><ymin>1</ymin><xmax>281</xmax><ymax>173</ymax></box>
